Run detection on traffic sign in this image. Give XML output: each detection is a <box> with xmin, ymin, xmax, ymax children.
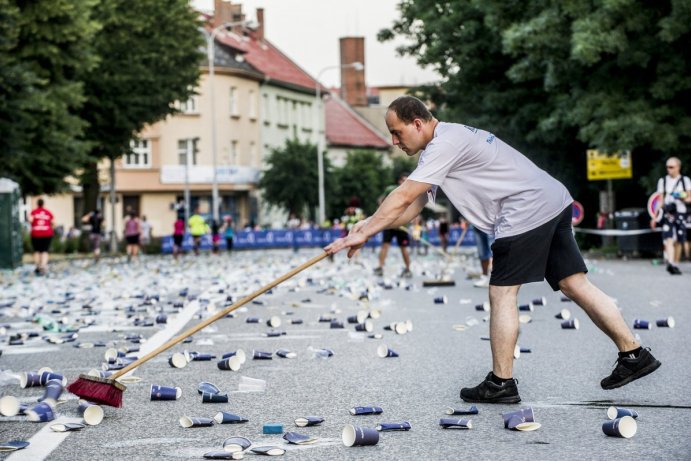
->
<box><xmin>586</xmin><ymin>150</ymin><xmax>632</xmax><ymax>181</ymax></box>
<box><xmin>647</xmin><ymin>192</ymin><xmax>662</xmax><ymax>219</ymax></box>
<box><xmin>572</xmin><ymin>200</ymin><xmax>584</xmax><ymax>226</ymax></box>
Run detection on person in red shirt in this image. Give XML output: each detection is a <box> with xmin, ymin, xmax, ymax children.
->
<box><xmin>30</xmin><ymin>198</ymin><xmax>54</xmax><ymax>275</ymax></box>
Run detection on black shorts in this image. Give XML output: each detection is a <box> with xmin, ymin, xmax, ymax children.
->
<box><xmin>31</xmin><ymin>236</ymin><xmax>52</xmax><ymax>253</ymax></box>
<box><xmin>125</xmin><ymin>234</ymin><xmax>140</xmax><ymax>245</ymax></box>
<box><xmin>173</xmin><ymin>235</ymin><xmax>184</xmax><ymax>247</ymax></box>
<box><xmin>490</xmin><ymin>205</ymin><xmax>587</xmax><ymax>291</ymax></box>
<box><xmin>383</xmin><ymin>229</ymin><xmax>409</xmax><ymax>247</ymax></box>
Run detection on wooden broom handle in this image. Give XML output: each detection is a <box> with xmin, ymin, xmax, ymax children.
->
<box><xmin>111</xmin><ymin>252</ymin><xmax>330</xmax><ymax>379</ymax></box>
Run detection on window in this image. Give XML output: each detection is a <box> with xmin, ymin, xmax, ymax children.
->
<box><xmin>262</xmin><ymin>93</ymin><xmax>270</xmax><ymax>125</ymax></box>
<box><xmin>276</xmin><ymin>96</ymin><xmax>288</xmax><ymax>127</ymax></box>
<box><xmin>125</xmin><ymin>140</ymin><xmax>152</xmax><ymax>168</ymax></box>
<box><xmin>178</xmin><ymin>95</ymin><xmax>198</xmax><ymax>114</ymax></box>
<box><xmin>303</xmin><ymin>102</ymin><xmax>313</xmax><ymax>130</ymax></box>
<box><xmin>249</xmin><ymin>90</ymin><xmax>257</xmax><ymax>119</ymax></box>
<box><xmin>230</xmin><ymin>140</ymin><xmax>238</xmax><ymax>164</ymax></box>
<box><xmin>178</xmin><ymin>138</ymin><xmax>199</xmax><ymax>166</ymax></box>
<box><xmin>229</xmin><ymin>87</ymin><xmax>239</xmax><ymax>117</ymax></box>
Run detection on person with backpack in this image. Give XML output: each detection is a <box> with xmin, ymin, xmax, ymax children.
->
<box><xmin>651</xmin><ymin>157</ymin><xmax>691</xmax><ymax>275</ymax></box>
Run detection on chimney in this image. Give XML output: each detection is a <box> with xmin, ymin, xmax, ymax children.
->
<box><xmin>339</xmin><ymin>37</ymin><xmax>367</xmax><ymax>107</ymax></box>
<box><xmin>214</xmin><ymin>1</ymin><xmax>244</xmax><ymax>29</ymax></box>
<box><xmin>255</xmin><ymin>8</ymin><xmax>264</xmax><ymax>41</ymax></box>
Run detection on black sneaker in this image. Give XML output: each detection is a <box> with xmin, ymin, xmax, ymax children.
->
<box><xmin>667</xmin><ymin>264</ymin><xmax>682</xmax><ymax>275</ymax></box>
<box><xmin>373</xmin><ymin>267</ymin><xmax>383</xmax><ymax>276</ymax></box>
<box><xmin>460</xmin><ymin>372</ymin><xmax>521</xmax><ymax>403</ymax></box>
<box><xmin>600</xmin><ymin>347</ymin><xmax>661</xmax><ymax>390</ymax></box>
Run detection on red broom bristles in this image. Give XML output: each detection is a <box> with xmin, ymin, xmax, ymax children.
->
<box><xmin>66</xmin><ymin>374</ymin><xmax>126</xmax><ymax>408</ymax></box>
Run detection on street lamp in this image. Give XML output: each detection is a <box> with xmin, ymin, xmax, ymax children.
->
<box><xmin>206</xmin><ymin>20</ymin><xmax>257</xmax><ymax>223</ymax></box>
<box><xmin>314</xmin><ymin>62</ymin><xmax>364</xmax><ymax>225</ymax></box>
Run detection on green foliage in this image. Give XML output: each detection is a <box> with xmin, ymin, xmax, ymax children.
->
<box><xmin>390</xmin><ymin>155</ymin><xmax>418</xmax><ymax>183</ymax></box>
<box><xmin>79</xmin><ymin>0</ymin><xmax>203</xmax><ymax>212</ymax></box>
<box><xmin>380</xmin><ymin>0</ymin><xmax>691</xmax><ymax>222</ymax></box>
<box><xmin>330</xmin><ymin>150</ymin><xmax>393</xmax><ymax>217</ymax></box>
<box><xmin>0</xmin><ymin>0</ymin><xmax>99</xmax><ymax>195</ymax></box>
<box><xmin>259</xmin><ymin>139</ymin><xmax>328</xmax><ymax>219</ymax></box>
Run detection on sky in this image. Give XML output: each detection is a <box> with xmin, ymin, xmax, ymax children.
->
<box><xmin>191</xmin><ymin>0</ymin><xmax>440</xmax><ymax>87</ymax></box>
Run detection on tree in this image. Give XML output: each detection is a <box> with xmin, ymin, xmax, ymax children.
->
<box><xmin>330</xmin><ymin>150</ymin><xmax>392</xmax><ymax>217</ymax></box>
<box><xmin>78</xmin><ymin>0</ymin><xmax>203</xmax><ymax>212</ymax></box>
<box><xmin>380</xmin><ymin>0</ymin><xmax>691</xmax><ymax>222</ymax></box>
<box><xmin>259</xmin><ymin>139</ymin><xmax>330</xmax><ymax>219</ymax></box>
<box><xmin>0</xmin><ymin>0</ymin><xmax>98</xmax><ymax>195</ymax></box>
<box><xmin>391</xmin><ymin>155</ymin><xmax>418</xmax><ymax>183</ymax></box>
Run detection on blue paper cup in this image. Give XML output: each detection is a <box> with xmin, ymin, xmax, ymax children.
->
<box><xmin>179</xmin><ymin>416</ymin><xmax>214</xmax><ymax>428</ymax></box>
<box><xmin>475</xmin><ymin>302</ymin><xmax>489</xmax><ymax>312</ymax></box>
<box><xmin>555</xmin><ymin>308</ymin><xmax>571</xmax><ymax>320</ymax></box>
<box><xmin>155</xmin><ymin>313</ymin><xmax>167</xmax><ymax>324</ymax></box>
<box><xmin>532</xmin><ymin>297</ymin><xmax>546</xmax><ymax>306</ymax></box>
<box><xmin>656</xmin><ymin>317</ymin><xmax>675</xmax><ymax>328</ymax></box>
<box><xmin>20</xmin><ymin>372</ymin><xmax>42</xmax><ymax>388</ymax></box>
<box><xmin>518</xmin><ymin>304</ymin><xmax>533</xmax><ymax>312</ymax></box>
<box><xmin>168</xmin><ymin>352</ymin><xmax>188</xmax><ymax>368</ymax></box>
<box><xmin>150</xmin><ymin>384</ymin><xmax>181</xmax><ymax>401</ymax></box>
<box><xmin>223</xmin><ymin>436</ymin><xmax>252</xmax><ymax>453</ymax></box>
<box><xmin>633</xmin><ymin>319</ymin><xmax>651</xmax><ymax>330</ymax></box>
<box><xmin>377</xmin><ymin>344</ymin><xmax>399</xmax><ymax>358</ymax></box>
<box><xmin>252</xmin><ymin>350</ymin><xmax>273</xmax><ymax>360</ymax></box>
<box><xmin>561</xmin><ymin>319</ymin><xmax>579</xmax><ymax>329</ymax></box>
<box><xmin>342</xmin><ymin>424</ymin><xmax>379</xmax><ymax>447</ymax></box>
<box><xmin>104</xmin><ymin>348</ymin><xmax>126</xmax><ymax>361</ymax></box>
<box><xmin>347</xmin><ymin>315</ymin><xmax>359</xmax><ymax>324</ymax></box>
<box><xmin>376</xmin><ymin>421</ymin><xmax>411</xmax><ymax>431</ymax></box>
<box><xmin>445</xmin><ymin>405</ymin><xmax>479</xmax><ymax>415</ymax></box>
<box><xmin>78</xmin><ymin>401</ymin><xmax>104</xmax><ymax>425</ymax></box>
<box><xmin>26</xmin><ymin>402</ymin><xmax>55</xmax><ymax>422</ymax></box>
<box><xmin>434</xmin><ymin>296</ymin><xmax>448</xmax><ymax>304</ymax></box>
<box><xmin>221</xmin><ymin>349</ymin><xmax>246</xmax><ymax>364</ymax></box>
<box><xmin>217</xmin><ymin>356</ymin><xmax>242</xmax><ymax>371</ymax></box>
<box><xmin>266</xmin><ymin>316</ymin><xmax>281</xmax><ymax>328</ymax></box>
<box><xmin>607</xmin><ymin>406</ymin><xmax>639</xmax><ymax>420</ymax></box>
<box><xmin>602</xmin><ymin>416</ymin><xmax>637</xmax><ymax>438</ymax></box>
<box><xmin>246</xmin><ymin>317</ymin><xmax>260</xmax><ymax>324</ymax></box>
<box><xmin>355</xmin><ymin>320</ymin><xmax>374</xmax><ymax>332</ymax></box>
<box><xmin>276</xmin><ymin>348</ymin><xmax>297</xmax><ymax>359</ymax></box>
<box><xmin>349</xmin><ymin>406</ymin><xmax>383</xmax><ymax>416</ymax></box>
<box><xmin>330</xmin><ymin>320</ymin><xmax>345</xmax><ymax>329</ymax></box>
<box><xmin>214</xmin><ymin>412</ymin><xmax>248</xmax><ymax>424</ymax></box>
<box><xmin>190</xmin><ymin>352</ymin><xmax>215</xmax><ymax>361</ymax></box>
<box><xmin>0</xmin><ymin>395</ymin><xmax>20</xmax><ymax>417</ymax></box>
<box><xmin>295</xmin><ymin>416</ymin><xmax>324</xmax><ymax>427</ymax></box>
<box><xmin>201</xmin><ymin>392</ymin><xmax>228</xmax><ymax>403</ymax></box>
<box><xmin>39</xmin><ymin>379</ymin><xmax>64</xmax><ymax>403</ymax></box>
<box><xmin>439</xmin><ymin>418</ymin><xmax>472</xmax><ymax>429</ymax></box>
<box><xmin>502</xmin><ymin>407</ymin><xmax>535</xmax><ymax>429</ymax></box>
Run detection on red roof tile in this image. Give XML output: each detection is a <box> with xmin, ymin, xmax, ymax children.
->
<box><xmin>216</xmin><ymin>31</ymin><xmax>322</xmax><ymax>93</ymax></box>
<box><xmin>325</xmin><ymin>96</ymin><xmax>390</xmax><ymax>149</ymax></box>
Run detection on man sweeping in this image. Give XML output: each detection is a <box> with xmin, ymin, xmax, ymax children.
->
<box><xmin>325</xmin><ymin>96</ymin><xmax>660</xmax><ymax>403</ymax></box>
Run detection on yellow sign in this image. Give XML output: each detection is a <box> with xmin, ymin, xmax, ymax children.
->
<box><xmin>586</xmin><ymin>150</ymin><xmax>632</xmax><ymax>181</ymax></box>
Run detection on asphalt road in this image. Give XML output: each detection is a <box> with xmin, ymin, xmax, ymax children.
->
<box><xmin>0</xmin><ymin>249</ymin><xmax>689</xmax><ymax>461</ymax></box>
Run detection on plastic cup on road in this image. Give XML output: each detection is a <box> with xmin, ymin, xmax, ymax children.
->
<box><xmin>602</xmin><ymin>416</ymin><xmax>637</xmax><ymax>438</ymax></box>
<box><xmin>217</xmin><ymin>356</ymin><xmax>242</xmax><ymax>371</ymax></box>
<box><xmin>633</xmin><ymin>319</ymin><xmax>651</xmax><ymax>329</ymax></box>
<box><xmin>377</xmin><ymin>344</ymin><xmax>399</xmax><ymax>358</ymax></box>
<box><xmin>656</xmin><ymin>317</ymin><xmax>675</xmax><ymax>328</ymax></box>
<box><xmin>222</xmin><ymin>349</ymin><xmax>246</xmax><ymax>364</ymax></box>
<box><xmin>561</xmin><ymin>319</ymin><xmax>579</xmax><ymax>329</ymax></box>
<box><xmin>342</xmin><ymin>424</ymin><xmax>379</xmax><ymax>446</ymax></box>
<box><xmin>79</xmin><ymin>401</ymin><xmax>104</xmax><ymax>425</ymax></box>
<box><xmin>607</xmin><ymin>406</ymin><xmax>639</xmax><ymax>420</ymax></box>
<box><xmin>168</xmin><ymin>352</ymin><xmax>188</xmax><ymax>368</ymax></box>
<box><xmin>150</xmin><ymin>384</ymin><xmax>181</xmax><ymax>401</ymax></box>
<box><xmin>0</xmin><ymin>395</ymin><xmax>20</xmax><ymax>417</ymax></box>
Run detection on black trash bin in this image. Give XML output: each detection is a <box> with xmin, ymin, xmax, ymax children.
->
<box><xmin>0</xmin><ymin>178</ymin><xmax>23</xmax><ymax>269</ymax></box>
<box><xmin>614</xmin><ymin>208</ymin><xmax>660</xmax><ymax>256</ymax></box>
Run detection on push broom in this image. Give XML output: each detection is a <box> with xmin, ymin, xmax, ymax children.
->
<box><xmin>66</xmin><ymin>252</ymin><xmax>329</xmax><ymax>407</ymax></box>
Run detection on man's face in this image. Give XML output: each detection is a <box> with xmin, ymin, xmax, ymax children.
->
<box><xmin>385</xmin><ymin>111</ymin><xmax>425</xmax><ymax>156</ymax></box>
<box><xmin>666</xmin><ymin>160</ymin><xmax>681</xmax><ymax>177</ymax></box>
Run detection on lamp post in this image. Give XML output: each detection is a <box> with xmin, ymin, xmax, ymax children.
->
<box><xmin>206</xmin><ymin>20</ymin><xmax>256</xmax><ymax>223</ymax></box>
<box><xmin>313</xmin><ymin>62</ymin><xmax>363</xmax><ymax>225</ymax></box>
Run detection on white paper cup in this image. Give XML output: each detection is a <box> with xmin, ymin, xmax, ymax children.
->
<box><xmin>0</xmin><ymin>395</ymin><xmax>20</xmax><ymax>417</ymax></box>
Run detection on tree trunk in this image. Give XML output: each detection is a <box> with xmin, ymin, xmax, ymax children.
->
<box><xmin>80</xmin><ymin>159</ymin><xmax>100</xmax><ymax>219</ymax></box>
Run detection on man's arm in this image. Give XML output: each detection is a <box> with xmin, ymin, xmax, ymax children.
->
<box><xmin>325</xmin><ymin>179</ymin><xmax>432</xmax><ymax>256</ymax></box>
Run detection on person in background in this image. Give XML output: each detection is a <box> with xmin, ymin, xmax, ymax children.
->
<box><xmin>374</xmin><ymin>174</ymin><xmax>412</xmax><ymax>278</ymax></box>
<box><xmin>650</xmin><ymin>156</ymin><xmax>691</xmax><ymax>274</ymax></box>
<box><xmin>123</xmin><ymin>211</ymin><xmax>141</xmax><ymax>263</ymax></box>
<box><xmin>81</xmin><ymin>209</ymin><xmax>104</xmax><ymax>262</ymax></box>
<box><xmin>222</xmin><ymin>216</ymin><xmax>234</xmax><ymax>254</ymax></box>
<box><xmin>173</xmin><ymin>217</ymin><xmax>185</xmax><ymax>260</ymax></box>
<box><xmin>188</xmin><ymin>208</ymin><xmax>208</xmax><ymax>256</ymax></box>
<box><xmin>438</xmin><ymin>215</ymin><xmax>449</xmax><ymax>252</ymax></box>
<box><xmin>140</xmin><ymin>215</ymin><xmax>152</xmax><ymax>251</ymax></box>
<box><xmin>472</xmin><ymin>226</ymin><xmax>495</xmax><ymax>288</ymax></box>
<box><xmin>30</xmin><ymin>198</ymin><xmax>54</xmax><ymax>275</ymax></box>
<box><xmin>211</xmin><ymin>219</ymin><xmax>221</xmax><ymax>255</ymax></box>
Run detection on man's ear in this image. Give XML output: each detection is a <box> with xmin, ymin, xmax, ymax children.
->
<box><xmin>414</xmin><ymin>118</ymin><xmax>423</xmax><ymax>131</ymax></box>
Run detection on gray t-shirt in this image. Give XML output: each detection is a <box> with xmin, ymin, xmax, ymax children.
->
<box><xmin>408</xmin><ymin>122</ymin><xmax>572</xmax><ymax>239</ymax></box>
<box><xmin>656</xmin><ymin>175</ymin><xmax>691</xmax><ymax>214</ymax></box>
